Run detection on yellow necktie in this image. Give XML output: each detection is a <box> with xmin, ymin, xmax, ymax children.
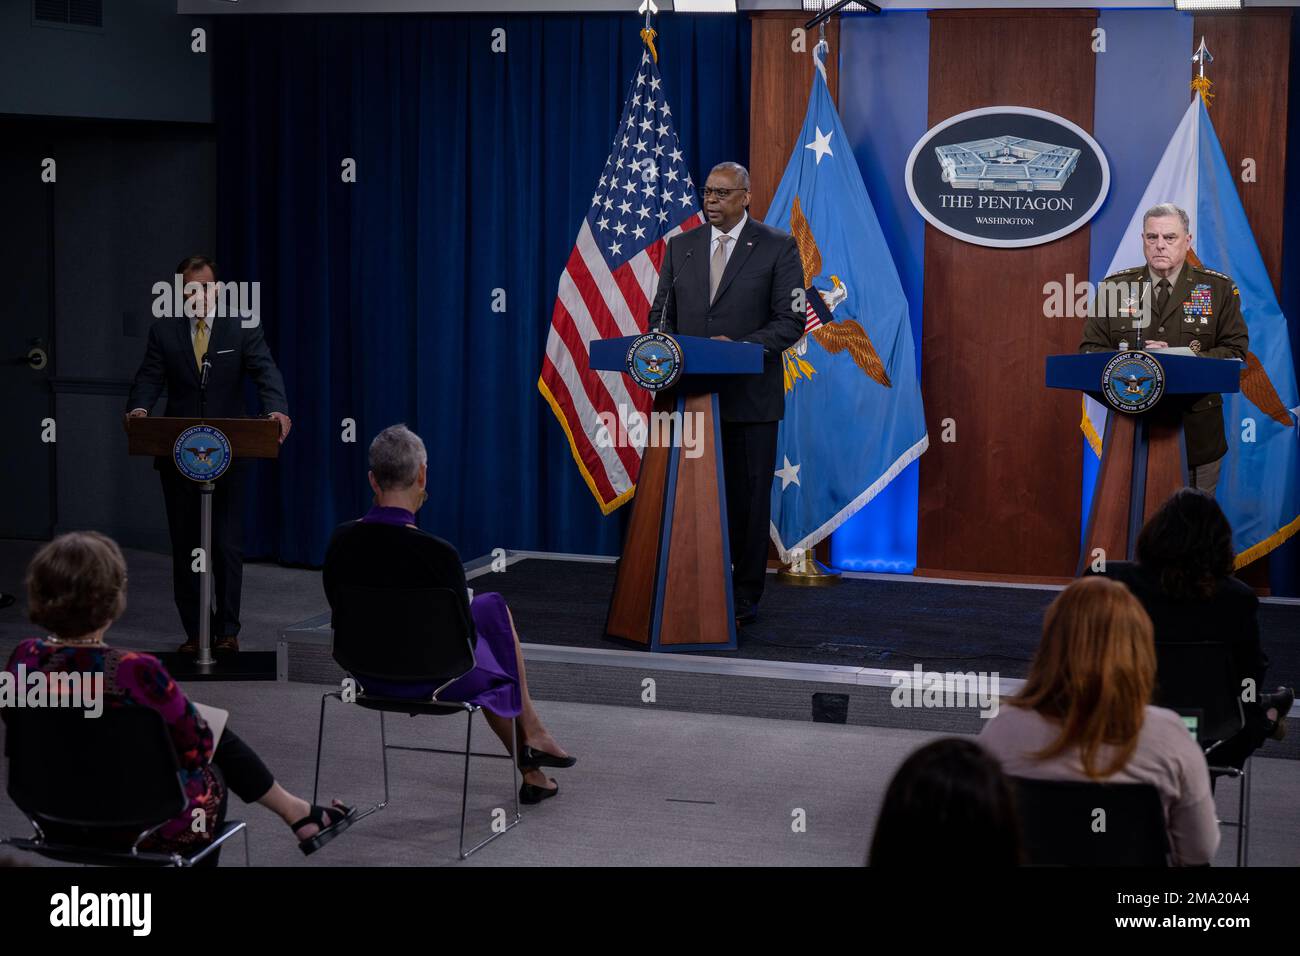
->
<box><xmin>194</xmin><ymin>319</ymin><xmax>208</xmax><ymax>371</ymax></box>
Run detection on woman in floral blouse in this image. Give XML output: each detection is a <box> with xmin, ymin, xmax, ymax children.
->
<box><xmin>4</xmin><ymin>531</ymin><xmax>354</xmax><ymax>860</ymax></box>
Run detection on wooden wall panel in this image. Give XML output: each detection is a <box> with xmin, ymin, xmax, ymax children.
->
<box><xmin>916</xmin><ymin>10</ymin><xmax>1095</xmax><ymax>578</ymax></box>
<box><xmin>748</xmin><ymin>12</ymin><xmax>839</xmax><ymax>220</ymax></box>
<box><xmin>1194</xmin><ymin>11</ymin><xmax>1291</xmax><ymax>585</ymax></box>
<box><xmin>1194</xmin><ymin>11</ymin><xmax>1292</xmax><ymax>295</ymax></box>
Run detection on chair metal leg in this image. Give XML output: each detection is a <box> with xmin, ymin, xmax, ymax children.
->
<box><xmin>379</xmin><ymin>711</ymin><xmax>390</xmax><ymax>808</ymax></box>
<box><xmin>312</xmin><ymin>692</ymin><xmax>334</xmax><ymax>805</ymax></box>
<box><xmin>1238</xmin><ymin>761</ymin><xmax>1251</xmax><ymax>867</ymax></box>
<box><xmin>455</xmin><ymin>708</ymin><xmax>520</xmax><ymax>860</ymax></box>
<box><xmin>512</xmin><ymin>723</ymin><xmax>522</xmax><ymax>822</ymax></box>
<box><xmin>458</xmin><ymin>709</ymin><xmax>473</xmax><ymax>860</ymax></box>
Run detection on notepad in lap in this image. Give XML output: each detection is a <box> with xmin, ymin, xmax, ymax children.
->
<box><xmin>193</xmin><ymin>702</ymin><xmax>229</xmax><ymax>748</ymax></box>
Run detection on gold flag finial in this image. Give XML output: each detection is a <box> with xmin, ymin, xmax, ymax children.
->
<box><xmin>1191</xmin><ymin>36</ymin><xmax>1214</xmax><ymax>108</ymax></box>
<box><xmin>638</xmin><ymin>0</ymin><xmax>659</xmax><ymax>63</ymax></box>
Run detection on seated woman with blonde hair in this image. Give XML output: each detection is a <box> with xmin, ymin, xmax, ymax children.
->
<box><xmin>322</xmin><ymin>424</ymin><xmax>576</xmax><ymax>804</ymax></box>
<box><xmin>979</xmin><ymin>576</ymin><xmax>1219</xmax><ymax>866</ymax></box>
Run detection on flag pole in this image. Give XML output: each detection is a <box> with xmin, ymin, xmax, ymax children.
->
<box><xmin>778</xmin><ymin>8</ymin><xmax>842</xmax><ymax>590</ymax></box>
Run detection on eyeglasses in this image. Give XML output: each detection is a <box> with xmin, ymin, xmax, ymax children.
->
<box><xmin>702</xmin><ymin>186</ymin><xmax>747</xmax><ymax>199</ymax></box>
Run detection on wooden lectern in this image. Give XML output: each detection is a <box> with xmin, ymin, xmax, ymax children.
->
<box><xmin>590</xmin><ymin>334</ymin><xmax>762</xmax><ymax>652</ymax></box>
<box><xmin>1046</xmin><ymin>351</ymin><xmax>1240</xmax><ymax>573</ymax></box>
<box><xmin>127</xmin><ymin>416</ymin><xmax>280</xmax><ymax>679</ymax></box>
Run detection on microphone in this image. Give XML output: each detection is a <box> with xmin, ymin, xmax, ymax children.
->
<box><xmin>652</xmin><ymin>249</ymin><xmax>694</xmax><ymax>333</ymax></box>
<box><xmin>199</xmin><ymin>351</ymin><xmax>211</xmax><ymax>421</ymax></box>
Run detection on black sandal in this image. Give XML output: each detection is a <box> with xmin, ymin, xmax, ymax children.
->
<box><xmin>292</xmin><ymin>801</ymin><xmax>357</xmax><ymax>856</ymax></box>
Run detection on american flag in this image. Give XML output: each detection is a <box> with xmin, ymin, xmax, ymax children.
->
<box><xmin>539</xmin><ymin>45</ymin><xmax>703</xmax><ymax>515</ymax></box>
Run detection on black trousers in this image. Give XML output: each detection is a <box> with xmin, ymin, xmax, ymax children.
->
<box><xmin>193</xmin><ymin>727</ymin><xmax>277</xmax><ymax>867</ymax></box>
<box><xmin>159</xmin><ymin>465</ymin><xmax>245</xmax><ymax>641</ymax></box>
<box><xmin>721</xmin><ymin>419</ymin><xmax>779</xmax><ymax>607</ymax></box>
<box><xmin>214</xmin><ymin>727</ymin><xmax>276</xmax><ymax>804</ymax></box>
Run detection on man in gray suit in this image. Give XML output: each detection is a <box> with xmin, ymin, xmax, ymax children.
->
<box><xmin>126</xmin><ymin>255</ymin><xmax>291</xmax><ymax>654</ymax></box>
<box><xmin>648</xmin><ymin>163</ymin><xmax>805</xmax><ymax>627</ymax></box>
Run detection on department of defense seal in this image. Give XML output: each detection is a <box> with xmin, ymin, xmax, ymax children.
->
<box><xmin>625</xmin><ymin>332</ymin><xmax>684</xmax><ymax>392</ymax></box>
<box><xmin>1102</xmin><ymin>350</ymin><xmax>1165</xmax><ymax>415</ymax></box>
<box><xmin>174</xmin><ymin>424</ymin><xmax>233</xmax><ymax>482</ymax></box>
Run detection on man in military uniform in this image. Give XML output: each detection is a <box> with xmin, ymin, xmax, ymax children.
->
<box><xmin>1080</xmin><ymin>202</ymin><xmax>1248</xmax><ymax>494</ymax></box>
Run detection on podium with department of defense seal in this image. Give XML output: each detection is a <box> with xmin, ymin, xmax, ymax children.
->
<box><xmin>1046</xmin><ymin>350</ymin><xmax>1241</xmax><ymax>573</ymax></box>
<box><xmin>126</xmin><ymin>416</ymin><xmax>281</xmax><ymax>679</ymax></box>
<box><xmin>590</xmin><ymin>333</ymin><xmax>763</xmax><ymax>652</ymax></box>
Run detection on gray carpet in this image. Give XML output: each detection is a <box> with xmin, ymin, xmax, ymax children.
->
<box><xmin>2</xmin><ymin>681</ymin><xmax>1295</xmax><ymax>867</ymax></box>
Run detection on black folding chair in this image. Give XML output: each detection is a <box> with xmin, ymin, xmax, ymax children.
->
<box><xmin>1011</xmin><ymin>777</ymin><xmax>1171</xmax><ymax>866</ymax></box>
<box><xmin>314</xmin><ymin>585</ymin><xmax>520</xmax><ymax>860</ymax></box>
<box><xmin>3</xmin><ymin>704</ymin><xmax>248</xmax><ymax>867</ymax></box>
<box><xmin>1155</xmin><ymin>641</ymin><xmax>1250</xmax><ymax>866</ymax></box>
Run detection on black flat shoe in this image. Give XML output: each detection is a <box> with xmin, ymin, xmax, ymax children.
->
<box><xmin>520</xmin><ymin>779</ymin><xmax>559</xmax><ymax>805</ymax></box>
<box><xmin>518</xmin><ymin>744</ymin><xmax>577</xmax><ymax>770</ymax></box>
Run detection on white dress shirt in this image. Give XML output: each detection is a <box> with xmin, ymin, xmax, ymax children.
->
<box><xmin>710</xmin><ymin>211</ymin><xmax>748</xmax><ymax>266</ymax></box>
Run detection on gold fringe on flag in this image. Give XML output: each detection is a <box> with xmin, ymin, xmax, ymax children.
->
<box><xmin>1191</xmin><ymin>74</ymin><xmax>1214</xmax><ymax>109</ymax></box>
<box><xmin>640</xmin><ymin>27</ymin><xmax>658</xmax><ymax>63</ymax></box>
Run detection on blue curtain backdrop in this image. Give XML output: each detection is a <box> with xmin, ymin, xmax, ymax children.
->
<box><xmin>212</xmin><ymin>13</ymin><xmax>750</xmax><ymax>566</ymax></box>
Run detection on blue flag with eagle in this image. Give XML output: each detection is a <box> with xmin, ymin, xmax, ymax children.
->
<box><xmin>766</xmin><ymin>42</ymin><xmax>928</xmax><ymax>561</ymax></box>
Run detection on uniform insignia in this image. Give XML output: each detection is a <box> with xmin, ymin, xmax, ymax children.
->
<box><xmin>1183</xmin><ymin>283</ymin><xmax>1213</xmax><ymax>322</ymax></box>
<box><xmin>1189</xmin><ymin>339</ymin><xmax>1202</xmax><ymax>353</ymax></box>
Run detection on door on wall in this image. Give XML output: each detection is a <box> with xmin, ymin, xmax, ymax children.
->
<box><xmin>0</xmin><ymin>120</ymin><xmax>56</xmax><ymax>540</ymax></box>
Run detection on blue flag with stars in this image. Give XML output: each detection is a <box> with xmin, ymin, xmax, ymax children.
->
<box><xmin>766</xmin><ymin>44</ymin><xmax>928</xmax><ymax>561</ymax></box>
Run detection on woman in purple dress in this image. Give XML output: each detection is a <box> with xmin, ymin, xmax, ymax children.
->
<box><xmin>4</xmin><ymin>532</ymin><xmax>355</xmax><ymax>860</ymax></box>
<box><xmin>322</xmin><ymin>425</ymin><xmax>576</xmax><ymax>804</ymax></box>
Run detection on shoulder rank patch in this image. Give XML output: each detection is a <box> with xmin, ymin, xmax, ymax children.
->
<box><xmin>1198</xmin><ymin>267</ymin><xmax>1233</xmax><ymax>283</ymax></box>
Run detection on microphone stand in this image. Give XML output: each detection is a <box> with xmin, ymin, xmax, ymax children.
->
<box><xmin>197</xmin><ymin>350</ymin><xmax>215</xmax><ymax>671</ymax></box>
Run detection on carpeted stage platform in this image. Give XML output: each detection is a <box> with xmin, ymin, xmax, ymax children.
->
<box><xmin>466</xmin><ymin>555</ymin><xmax>1300</xmax><ymax>677</ymax></box>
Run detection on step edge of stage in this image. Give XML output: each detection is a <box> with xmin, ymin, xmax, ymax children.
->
<box><xmin>517</xmin><ymin>642</ymin><xmax>1029</xmax><ymax>695</ymax></box>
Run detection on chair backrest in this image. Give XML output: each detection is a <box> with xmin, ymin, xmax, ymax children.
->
<box><xmin>1011</xmin><ymin>777</ymin><xmax>1170</xmax><ymax>866</ymax></box>
<box><xmin>1153</xmin><ymin>641</ymin><xmax>1245</xmax><ymax>744</ymax></box>
<box><xmin>331</xmin><ymin>585</ymin><xmax>475</xmax><ymax>686</ymax></box>
<box><xmin>5</xmin><ymin>703</ymin><xmax>187</xmax><ymax>832</ymax></box>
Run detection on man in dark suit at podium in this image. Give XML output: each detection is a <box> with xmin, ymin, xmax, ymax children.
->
<box><xmin>648</xmin><ymin>162</ymin><xmax>804</xmax><ymax>626</ymax></box>
<box><xmin>125</xmin><ymin>255</ymin><xmax>291</xmax><ymax>654</ymax></box>
<box><xmin>1080</xmin><ymin>203</ymin><xmax>1247</xmax><ymax>495</ymax></box>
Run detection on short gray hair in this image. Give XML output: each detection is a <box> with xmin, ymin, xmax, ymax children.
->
<box><xmin>1142</xmin><ymin>203</ymin><xmax>1190</xmax><ymax>234</ymax></box>
<box><xmin>709</xmin><ymin>161</ymin><xmax>750</xmax><ymax>189</ymax></box>
<box><xmin>368</xmin><ymin>424</ymin><xmax>427</xmax><ymax>491</ymax></box>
